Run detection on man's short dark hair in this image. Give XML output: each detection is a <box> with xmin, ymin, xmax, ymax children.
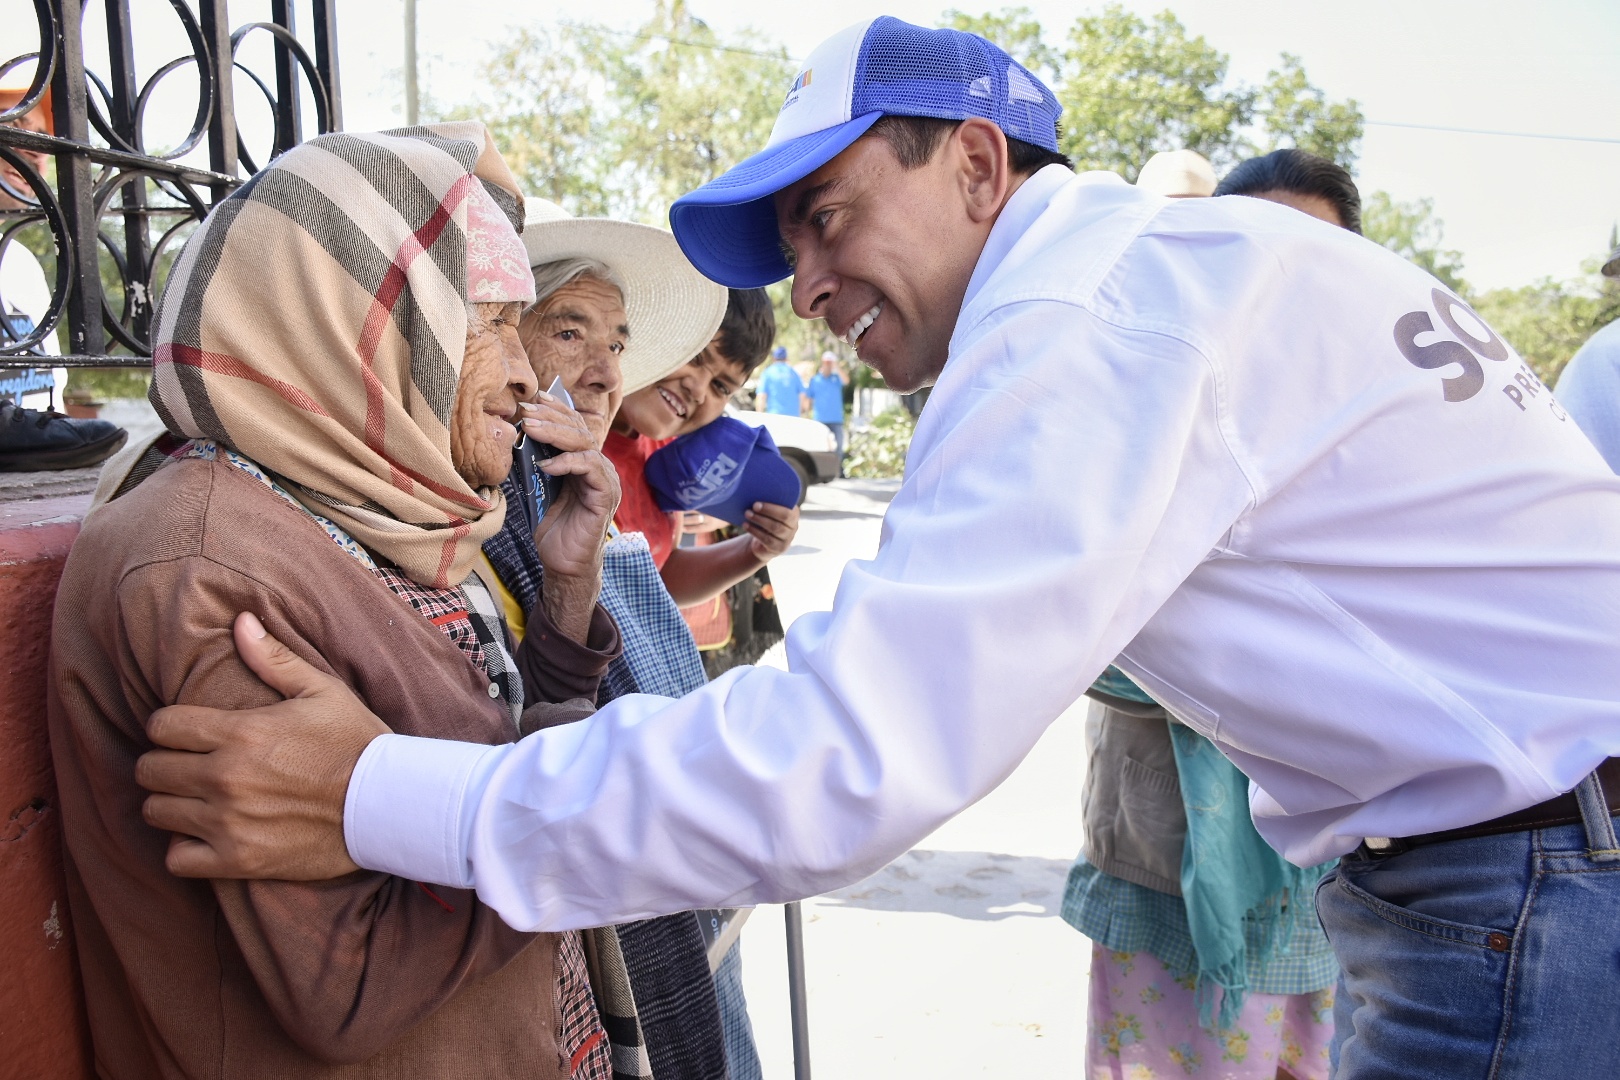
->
<box><xmin>866</xmin><ymin>115</ymin><xmax>1073</xmax><ymax>177</ymax></box>
<box><xmin>714</xmin><ymin>287</ymin><xmax>776</xmax><ymax>377</ymax></box>
<box><xmin>1214</xmin><ymin>148</ymin><xmax>1362</xmax><ymax>235</ymax></box>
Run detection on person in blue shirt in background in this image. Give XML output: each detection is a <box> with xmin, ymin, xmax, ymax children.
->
<box><xmin>756</xmin><ymin>345</ymin><xmax>807</xmax><ymax>415</ymax></box>
<box><xmin>807</xmin><ymin>350</ymin><xmax>849</xmax><ymax>473</ymax></box>
<box><xmin>1554</xmin><ymin>244</ymin><xmax>1620</xmax><ymax>473</ymax></box>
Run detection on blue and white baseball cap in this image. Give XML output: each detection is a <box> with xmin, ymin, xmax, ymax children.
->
<box><xmin>645</xmin><ymin>417</ymin><xmax>803</xmax><ymax>524</ymax></box>
<box><xmin>669</xmin><ymin>17</ymin><xmax>1062</xmax><ymax>289</ymax></box>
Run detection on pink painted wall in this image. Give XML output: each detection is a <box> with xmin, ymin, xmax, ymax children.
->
<box><xmin>0</xmin><ymin>496</ymin><xmax>93</xmax><ymax>1078</ymax></box>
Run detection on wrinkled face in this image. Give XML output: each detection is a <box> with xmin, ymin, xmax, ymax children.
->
<box><xmin>775</xmin><ymin>134</ymin><xmax>986</xmax><ymax>394</ymax></box>
<box><xmin>1254</xmin><ymin>189</ymin><xmax>1344</xmax><ymax>229</ymax></box>
<box><xmin>615</xmin><ymin>337</ymin><xmax>747</xmax><ymax>441</ymax></box>
<box><xmin>451</xmin><ymin>300</ymin><xmax>536</xmax><ymax>488</ymax></box>
<box><xmin>0</xmin><ymin>108</ymin><xmax>50</xmax><ymax>211</ymax></box>
<box><xmin>517</xmin><ymin>275</ymin><xmax>627</xmax><ymax>447</ymax></box>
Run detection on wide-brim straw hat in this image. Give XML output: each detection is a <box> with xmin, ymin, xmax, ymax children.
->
<box><xmin>522</xmin><ymin>197</ymin><xmax>728</xmax><ymax>394</ymax></box>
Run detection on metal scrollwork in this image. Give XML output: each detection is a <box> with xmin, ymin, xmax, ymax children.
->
<box><xmin>0</xmin><ymin>0</ymin><xmax>342</xmax><ymax>369</ymax></box>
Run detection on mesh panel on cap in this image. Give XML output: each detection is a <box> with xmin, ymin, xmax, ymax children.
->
<box><xmin>850</xmin><ymin>17</ymin><xmax>1060</xmax><ymax>152</ymax></box>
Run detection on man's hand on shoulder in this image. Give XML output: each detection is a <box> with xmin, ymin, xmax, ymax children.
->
<box><xmin>136</xmin><ymin>611</ymin><xmax>391</xmax><ymax>880</ymax></box>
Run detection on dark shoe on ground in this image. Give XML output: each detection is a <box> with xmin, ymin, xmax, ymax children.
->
<box><xmin>0</xmin><ymin>400</ymin><xmax>128</xmax><ymax>472</ymax></box>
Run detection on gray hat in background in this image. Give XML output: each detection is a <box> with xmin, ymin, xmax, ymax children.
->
<box><xmin>1602</xmin><ymin>245</ymin><xmax>1619</xmax><ymax>278</ymax></box>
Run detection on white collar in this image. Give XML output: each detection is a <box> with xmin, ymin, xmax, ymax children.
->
<box><xmin>960</xmin><ymin>165</ymin><xmax>1089</xmax><ymax>315</ymax></box>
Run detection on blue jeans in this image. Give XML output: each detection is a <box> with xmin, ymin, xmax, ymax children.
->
<box><xmin>825</xmin><ymin>421</ymin><xmax>845</xmax><ymax>468</ymax></box>
<box><xmin>1316</xmin><ymin>772</ymin><xmax>1620</xmax><ymax>1078</ymax></box>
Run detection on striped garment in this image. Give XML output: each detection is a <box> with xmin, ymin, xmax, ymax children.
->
<box><xmin>148</xmin><ymin>123</ymin><xmax>530</xmax><ymax>589</ymax></box>
<box><xmin>484</xmin><ymin>474</ymin><xmax>709</xmax><ymax>703</ymax></box>
<box><xmin>583</xmin><ymin>927</ymin><xmax>655</xmax><ymax>1080</ymax></box>
<box><xmin>559</xmin><ymin>931</ymin><xmax>614</xmax><ymax>1080</ymax></box>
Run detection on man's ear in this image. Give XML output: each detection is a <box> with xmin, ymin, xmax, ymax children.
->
<box><xmin>954</xmin><ymin>117</ymin><xmax>1012</xmax><ymax>225</ymax></box>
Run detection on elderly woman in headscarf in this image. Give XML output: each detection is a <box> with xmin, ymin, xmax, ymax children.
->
<box><xmin>49</xmin><ymin>125</ymin><xmax>620</xmax><ymax>1079</ymax></box>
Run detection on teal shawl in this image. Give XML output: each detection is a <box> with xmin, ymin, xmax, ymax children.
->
<box><xmin>1090</xmin><ymin>667</ymin><xmax>1334</xmax><ymax>1027</ymax></box>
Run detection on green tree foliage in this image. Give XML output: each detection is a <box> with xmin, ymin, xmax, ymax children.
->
<box><xmin>939</xmin><ymin>6</ymin><xmax>1060</xmax><ymax>81</ymax></box>
<box><xmin>1360</xmin><ymin>191</ymin><xmax>1470</xmax><ymax>295</ymax></box>
<box><xmin>942</xmin><ymin>6</ymin><xmax>1360</xmax><ymax>179</ymax></box>
<box><xmin>456</xmin><ymin>1</ymin><xmax>790</xmax><ymax>224</ymax></box>
<box><xmin>594</xmin><ymin>1</ymin><xmax>792</xmax><ymax>222</ymax></box>
<box><xmin>1472</xmin><ymin>256</ymin><xmax>1620</xmax><ymax>385</ymax></box>
<box><xmin>472</xmin><ymin>24</ymin><xmax>617</xmax><ymax>215</ymax></box>
<box><xmin>1257</xmin><ymin>54</ymin><xmax>1362</xmax><ymax>169</ymax></box>
<box><xmin>845</xmin><ymin>407</ymin><xmax>916</xmax><ymax>479</ymax></box>
<box><xmin>1057</xmin><ymin>5</ymin><xmax>1253</xmax><ymax>178</ymax></box>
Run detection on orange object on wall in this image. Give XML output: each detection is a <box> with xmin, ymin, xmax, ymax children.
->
<box><xmin>0</xmin><ymin>495</ymin><xmax>94</xmax><ymax>1078</ymax></box>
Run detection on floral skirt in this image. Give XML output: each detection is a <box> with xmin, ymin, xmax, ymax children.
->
<box><xmin>1087</xmin><ymin>944</ymin><xmax>1334</xmax><ymax>1080</ymax></box>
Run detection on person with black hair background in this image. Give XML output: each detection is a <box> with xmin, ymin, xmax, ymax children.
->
<box><xmin>1215</xmin><ymin>148</ymin><xmax>1362</xmax><ymax>233</ymax></box>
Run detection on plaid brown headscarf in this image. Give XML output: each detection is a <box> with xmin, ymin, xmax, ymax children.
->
<box><xmin>149</xmin><ymin>122</ymin><xmax>530</xmax><ymax>588</ymax></box>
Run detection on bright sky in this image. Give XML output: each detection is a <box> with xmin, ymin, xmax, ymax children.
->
<box><xmin>21</xmin><ymin>0</ymin><xmax>1617</xmax><ymax>292</ymax></box>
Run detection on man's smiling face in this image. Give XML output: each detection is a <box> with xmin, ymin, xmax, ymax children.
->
<box><xmin>775</xmin><ymin>130</ymin><xmax>996</xmax><ymax>395</ymax></box>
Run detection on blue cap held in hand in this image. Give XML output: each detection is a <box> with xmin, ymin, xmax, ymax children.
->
<box><xmin>645</xmin><ymin>417</ymin><xmax>803</xmax><ymax>525</ymax></box>
<box><xmin>668</xmin><ymin>16</ymin><xmax>1062</xmax><ymax>288</ymax></box>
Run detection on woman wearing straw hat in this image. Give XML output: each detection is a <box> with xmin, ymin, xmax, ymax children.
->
<box><xmin>479</xmin><ymin>196</ymin><xmax>772</xmax><ymax>1080</ymax></box>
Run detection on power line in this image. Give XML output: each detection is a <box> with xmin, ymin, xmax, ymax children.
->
<box><xmin>1363</xmin><ymin>119</ymin><xmax>1620</xmax><ymax>145</ymax></box>
<box><xmin>569</xmin><ymin>24</ymin><xmax>791</xmax><ymax>62</ymax></box>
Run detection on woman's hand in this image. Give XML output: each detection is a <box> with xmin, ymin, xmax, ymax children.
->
<box><xmin>742</xmin><ymin>501</ymin><xmax>800</xmax><ymax>562</ymax></box>
<box><xmin>518</xmin><ymin>394</ymin><xmax>619</xmax><ymax>642</ymax></box>
<box><xmin>518</xmin><ymin>395</ymin><xmax>621</xmax><ymax>581</ymax></box>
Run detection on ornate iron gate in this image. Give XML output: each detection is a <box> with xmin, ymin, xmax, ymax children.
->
<box><xmin>1</xmin><ymin>0</ymin><xmax>341</xmax><ymax>370</ymax></box>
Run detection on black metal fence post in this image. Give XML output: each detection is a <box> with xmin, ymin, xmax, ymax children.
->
<box><xmin>48</xmin><ymin>0</ymin><xmax>104</xmax><ymax>358</ymax></box>
<box><xmin>199</xmin><ymin>0</ymin><xmax>238</xmax><ymax>203</ymax></box>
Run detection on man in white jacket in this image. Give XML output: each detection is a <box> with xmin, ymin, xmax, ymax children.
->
<box><xmin>137</xmin><ymin>19</ymin><xmax>1620</xmax><ymax>1078</ymax></box>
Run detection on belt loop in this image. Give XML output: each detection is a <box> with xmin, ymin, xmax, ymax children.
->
<box><xmin>1574</xmin><ymin>771</ymin><xmax>1620</xmax><ymax>862</ymax></box>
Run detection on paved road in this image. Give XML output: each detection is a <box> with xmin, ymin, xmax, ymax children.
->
<box><xmin>737</xmin><ymin>478</ymin><xmax>1093</xmax><ymax>1077</ymax></box>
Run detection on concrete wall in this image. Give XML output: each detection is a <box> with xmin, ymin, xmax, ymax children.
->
<box><xmin>0</xmin><ymin>496</ymin><xmax>93</xmax><ymax>1077</ymax></box>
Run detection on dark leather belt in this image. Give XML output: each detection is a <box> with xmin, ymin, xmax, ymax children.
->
<box><xmin>1363</xmin><ymin>757</ymin><xmax>1620</xmax><ymax>855</ymax></box>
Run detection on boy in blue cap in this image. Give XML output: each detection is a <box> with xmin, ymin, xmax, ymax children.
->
<box><xmin>137</xmin><ymin>19</ymin><xmax>1620</xmax><ymax>1079</ymax></box>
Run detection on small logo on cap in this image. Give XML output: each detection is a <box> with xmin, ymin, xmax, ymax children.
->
<box><xmin>780</xmin><ymin>68</ymin><xmax>813</xmax><ymax>112</ymax></box>
<box><xmin>676</xmin><ymin>452</ymin><xmax>740</xmax><ymax>504</ymax></box>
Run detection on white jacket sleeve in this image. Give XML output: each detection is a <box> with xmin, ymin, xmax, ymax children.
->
<box><xmin>345</xmin><ymin>301</ymin><xmax>1257</xmax><ymax>931</ymax></box>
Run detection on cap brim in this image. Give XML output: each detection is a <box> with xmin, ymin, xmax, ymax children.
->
<box><xmin>669</xmin><ymin>112</ymin><xmax>883</xmax><ymax>289</ymax></box>
<box><xmin>522</xmin><ymin>213</ymin><xmax>728</xmax><ymax>394</ymax></box>
<box><xmin>702</xmin><ymin>448</ymin><xmax>804</xmax><ymax>524</ymax></box>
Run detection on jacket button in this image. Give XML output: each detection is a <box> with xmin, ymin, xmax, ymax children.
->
<box><xmin>1487</xmin><ymin>932</ymin><xmax>1510</xmax><ymax>952</ymax></box>
<box><xmin>488</xmin><ymin>682</ymin><xmax>500</xmax><ymax>698</ymax></box>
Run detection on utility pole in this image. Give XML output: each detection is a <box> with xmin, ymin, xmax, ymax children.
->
<box><xmin>404</xmin><ymin>0</ymin><xmax>419</xmax><ymax>125</ymax></box>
